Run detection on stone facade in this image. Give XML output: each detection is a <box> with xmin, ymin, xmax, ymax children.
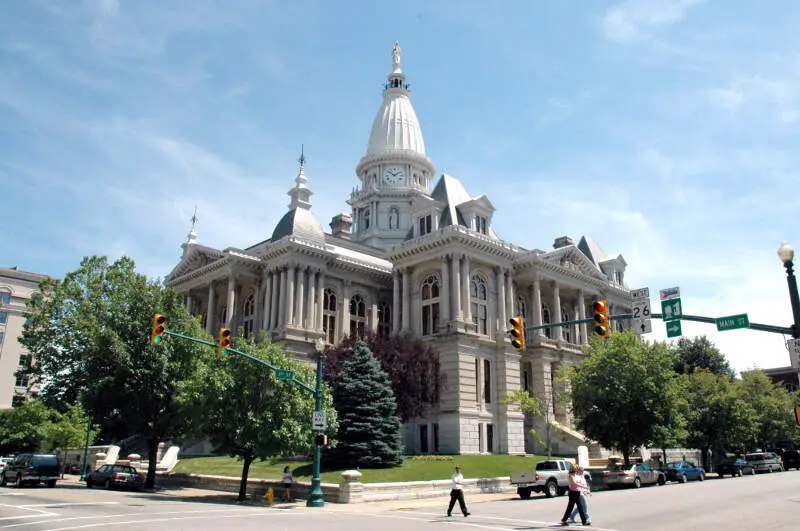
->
<box><xmin>166</xmin><ymin>43</ymin><xmax>633</xmax><ymax>455</ymax></box>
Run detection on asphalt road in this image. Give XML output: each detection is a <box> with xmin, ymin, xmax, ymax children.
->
<box><xmin>0</xmin><ymin>470</ymin><xmax>798</xmax><ymax>530</ymax></box>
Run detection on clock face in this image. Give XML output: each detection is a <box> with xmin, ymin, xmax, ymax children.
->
<box><xmin>384</xmin><ymin>167</ymin><xmax>405</xmax><ymax>184</ymax></box>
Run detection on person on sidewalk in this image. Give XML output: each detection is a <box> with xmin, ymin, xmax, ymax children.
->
<box><xmin>446</xmin><ymin>465</ymin><xmax>470</xmax><ymax>517</ymax></box>
<box><xmin>568</xmin><ymin>466</ymin><xmax>591</xmax><ymax>525</ymax></box>
<box><xmin>560</xmin><ymin>464</ymin><xmax>588</xmax><ymax>526</ymax></box>
<box><xmin>282</xmin><ymin>466</ymin><xmax>293</xmax><ymax>502</ymax></box>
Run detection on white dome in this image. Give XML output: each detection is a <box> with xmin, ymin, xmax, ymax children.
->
<box><xmin>365</xmin><ymin>90</ymin><xmax>426</xmax><ymax>156</ymax></box>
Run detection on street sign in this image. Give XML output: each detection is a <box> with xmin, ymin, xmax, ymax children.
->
<box><xmin>666</xmin><ymin>320</ymin><xmax>682</xmax><ymax>338</ymax></box>
<box><xmin>660</xmin><ymin>287</ymin><xmax>680</xmax><ymax>301</ymax></box>
<box><xmin>787</xmin><ymin>338</ymin><xmax>800</xmax><ymax>369</ymax></box>
<box><xmin>715</xmin><ymin>314</ymin><xmax>750</xmax><ymax>331</ymax></box>
<box><xmin>661</xmin><ymin>299</ymin><xmax>683</xmax><ymax>321</ymax></box>
<box><xmin>632</xmin><ymin>299</ymin><xmax>651</xmax><ymax>321</ymax></box>
<box><xmin>312</xmin><ymin>411</ymin><xmax>327</xmax><ymax>431</ymax></box>
<box><xmin>634</xmin><ymin>318</ymin><xmax>652</xmax><ymax>335</ymax></box>
<box><xmin>275</xmin><ymin>369</ymin><xmax>294</xmax><ymax>380</ymax></box>
<box><xmin>631</xmin><ymin>287</ymin><xmax>650</xmax><ymax>300</ymax></box>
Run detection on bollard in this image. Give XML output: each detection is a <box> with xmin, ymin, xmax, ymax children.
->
<box><xmin>265</xmin><ymin>486</ymin><xmax>274</xmax><ymax>506</ymax></box>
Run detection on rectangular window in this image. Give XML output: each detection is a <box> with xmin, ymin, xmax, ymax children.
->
<box><xmin>475</xmin><ymin>215</ymin><xmax>487</xmax><ymax>234</ymax></box>
<box><xmin>0</xmin><ymin>331</ymin><xmax>4</xmax><ymax>346</ymax></box>
<box><xmin>18</xmin><ymin>354</ymin><xmax>30</xmax><ymax>368</ymax></box>
<box><xmin>422</xmin><ymin>305</ymin><xmax>430</xmax><ymax>336</ymax></box>
<box><xmin>523</xmin><ymin>369</ymin><xmax>530</xmax><ymax>393</ymax></box>
<box><xmin>433</xmin><ymin>423</ymin><xmax>440</xmax><ymax>453</ymax></box>
<box><xmin>0</xmin><ymin>293</ymin><xmax>9</xmax><ymax>305</ymax></box>
<box><xmin>418</xmin><ymin>215</ymin><xmax>432</xmax><ymax>236</ymax></box>
<box><xmin>483</xmin><ymin>359</ymin><xmax>491</xmax><ymax>404</ymax></box>
<box><xmin>0</xmin><ymin>311</ymin><xmax>6</xmax><ymax>324</ymax></box>
<box><xmin>432</xmin><ymin>303</ymin><xmax>439</xmax><ymax>334</ymax></box>
<box><xmin>478</xmin><ymin>423</ymin><xmax>484</xmax><ymax>453</ymax></box>
<box><xmin>472</xmin><ymin>303</ymin><xmax>488</xmax><ymax>335</ymax></box>
<box><xmin>324</xmin><ymin>316</ymin><xmax>336</xmax><ymax>344</ymax></box>
<box><xmin>420</xmin><ymin>425</ymin><xmax>429</xmax><ymax>454</ymax></box>
<box><xmin>475</xmin><ymin>358</ymin><xmax>480</xmax><ymax>403</ymax></box>
<box><xmin>487</xmin><ymin>424</ymin><xmax>494</xmax><ymax>454</ymax></box>
<box><xmin>11</xmin><ymin>395</ymin><xmax>25</xmax><ymax>408</ymax></box>
<box><xmin>15</xmin><ymin>373</ymin><xmax>29</xmax><ymax>388</ymax></box>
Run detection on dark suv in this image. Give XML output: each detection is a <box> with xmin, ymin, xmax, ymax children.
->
<box><xmin>781</xmin><ymin>450</ymin><xmax>800</xmax><ymax>470</ymax></box>
<box><xmin>0</xmin><ymin>454</ymin><xmax>60</xmax><ymax>488</ymax></box>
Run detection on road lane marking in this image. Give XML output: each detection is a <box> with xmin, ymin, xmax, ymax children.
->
<box><xmin>17</xmin><ymin>503</ymin><xmax>119</xmax><ymax>508</ymax></box>
<box><xmin>0</xmin><ymin>495</ymin><xmax>25</xmax><ymax>497</ymax></box>
<box><xmin>375</xmin><ymin>512</ymin><xmax>620</xmax><ymax>531</ymax></box>
<box><xmin>0</xmin><ymin>508</ymin><xmax>280</xmax><ymax>529</ymax></box>
<box><xmin>37</xmin><ymin>512</ymin><xmax>293</xmax><ymax>530</ymax></box>
<box><xmin>0</xmin><ymin>503</ymin><xmax>56</xmax><ymax>516</ymax></box>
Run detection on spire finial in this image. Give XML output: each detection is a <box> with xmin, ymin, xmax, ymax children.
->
<box><xmin>392</xmin><ymin>41</ymin><xmax>402</xmax><ymax>74</ymax></box>
<box><xmin>288</xmin><ymin>146</ymin><xmax>313</xmax><ymax>210</ymax></box>
<box><xmin>298</xmin><ymin>143</ymin><xmax>306</xmax><ymax>168</ymax></box>
<box><xmin>187</xmin><ymin>205</ymin><xmax>198</xmax><ymax>244</ymax></box>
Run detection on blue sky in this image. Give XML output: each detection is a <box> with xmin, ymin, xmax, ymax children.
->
<box><xmin>2</xmin><ymin>0</ymin><xmax>799</xmax><ymax>373</ymax></box>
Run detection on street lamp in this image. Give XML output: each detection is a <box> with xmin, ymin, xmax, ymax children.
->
<box><xmin>306</xmin><ymin>337</ymin><xmax>326</xmax><ymax>508</ymax></box>
<box><xmin>778</xmin><ymin>241</ymin><xmax>800</xmax><ymax>340</ymax></box>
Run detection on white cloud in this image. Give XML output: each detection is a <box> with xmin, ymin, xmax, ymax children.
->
<box><xmin>600</xmin><ymin>0</ymin><xmax>707</xmax><ymax>42</ymax></box>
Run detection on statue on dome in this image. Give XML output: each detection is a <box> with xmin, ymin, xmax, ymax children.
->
<box><xmin>392</xmin><ymin>41</ymin><xmax>402</xmax><ymax>70</ymax></box>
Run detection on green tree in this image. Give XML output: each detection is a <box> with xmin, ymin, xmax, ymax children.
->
<box><xmin>20</xmin><ymin>256</ymin><xmax>207</xmax><ymax>488</ymax></box>
<box><xmin>502</xmin><ymin>389</ymin><xmax>555</xmax><ymax>458</ymax></box>
<box><xmin>0</xmin><ymin>399</ymin><xmax>52</xmax><ymax>454</ymax></box>
<box><xmin>564</xmin><ymin>331</ymin><xmax>682</xmax><ymax>465</ymax></box>
<box><xmin>738</xmin><ymin>370</ymin><xmax>799</xmax><ymax>449</ymax></box>
<box><xmin>332</xmin><ymin>339</ymin><xmax>402</xmax><ymax>468</ymax></box>
<box><xmin>185</xmin><ymin>334</ymin><xmax>338</xmax><ymax>501</ymax></box>
<box><xmin>42</xmin><ymin>403</ymin><xmax>96</xmax><ymax>477</ymax></box>
<box><xmin>674</xmin><ymin>336</ymin><xmax>733</xmax><ymax>376</ymax></box>
<box><xmin>650</xmin><ymin>375</ymin><xmax>689</xmax><ymax>467</ymax></box>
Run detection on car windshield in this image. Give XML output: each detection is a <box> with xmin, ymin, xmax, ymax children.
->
<box><xmin>608</xmin><ymin>463</ymin><xmax>632</xmax><ymax>472</ymax></box>
<box><xmin>536</xmin><ymin>462</ymin><xmax>560</xmax><ymax>471</ymax></box>
<box><xmin>666</xmin><ymin>462</ymin><xmax>684</xmax><ymax>468</ymax></box>
<box><xmin>31</xmin><ymin>456</ymin><xmax>58</xmax><ymax>466</ymax></box>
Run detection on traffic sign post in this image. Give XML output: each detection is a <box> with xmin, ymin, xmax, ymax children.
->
<box><xmin>631</xmin><ymin>288</ymin><xmax>652</xmax><ymax>335</ymax></box>
<box><xmin>661</xmin><ymin>299</ymin><xmax>683</xmax><ymax>321</ymax></box>
<box><xmin>666</xmin><ymin>320</ymin><xmax>682</xmax><ymax>338</ymax></box>
<box><xmin>312</xmin><ymin>411</ymin><xmax>327</xmax><ymax>431</ymax></box>
<box><xmin>716</xmin><ymin>314</ymin><xmax>750</xmax><ymax>331</ymax></box>
<box><xmin>787</xmin><ymin>338</ymin><xmax>800</xmax><ymax>369</ymax></box>
<box><xmin>275</xmin><ymin>369</ymin><xmax>294</xmax><ymax>381</ymax></box>
<box><xmin>660</xmin><ymin>287</ymin><xmax>680</xmax><ymax>301</ymax></box>
<box><xmin>631</xmin><ymin>288</ymin><xmax>650</xmax><ymax>300</ymax></box>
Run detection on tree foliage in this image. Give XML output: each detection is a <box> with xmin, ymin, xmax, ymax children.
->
<box><xmin>673</xmin><ymin>336</ymin><xmax>733</xmax><ymax>376</ymax></box>
<box><xmin>42</xmin><ymin>403</ymin><xmax>96</xmax><ymax>477</ymax></box>
<box><xmin>185</xmin><ymin>334</ymin><xmax>337</xmax><ymax>501</ymax></box>
<box><xmin>565</xmin><ymin>331</ymin><xmax>682</xmax><ymax>465</ymax></box>
<box><xmin>20</xmin><ymin>256</ymin><xmax>207</xmax><ymax>488</ymax></box>
<box><xmin>323</xmin><ymin>332</ymin><xmax>444</xmax><ymax>422</ymax></box>
<box><xmin>332</xmin><ymin>340</ymin><xmax>402</xmax><ymax>468</ymax></box>
<box><xmin>502</xmin><ymin>388</ymin><xmax>556</xmax><ymax>458</ymax></box>
<box><xmin>737</xmin><ymin>370</ymin><xmax>800</xmax><ymax>448</ymax></box>
<box><xmin>0</xmin><ymin>399</ymin><xmax>52</xmax><ymax>454</ymax></box>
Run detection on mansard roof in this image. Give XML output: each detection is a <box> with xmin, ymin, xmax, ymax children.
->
<box><xmin>431</xmin><ymin>174</ymin><xmax>471</xmax><ymax>228</ymax></box>
<box><xmin>577</xmin><ymin>235</ymin><xmax>627</xmax><ymax>268</ymax></box>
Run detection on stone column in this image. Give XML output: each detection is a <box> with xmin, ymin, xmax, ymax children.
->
<box><xmin>401</xmin><ymin>269</ymin><xmax>411</xmax><ymax>331</ymax></box>
<box><xmin>392</xmin><ymin>271</ymin><xmax>401</xmax><ymax>332</ymax></box>
<box><xmin>506</xmin><ymin>270</ymin><xmax>514</xmax><ymax>323</ymax></box>
<box><xmin>286</xmin><ymin>265</ymin><xmax>296</xmax><ymax>326</ymax></box>
<box><xmin>307</xmin><ymin>270</ymin><xmax>317</xmax><ymax>330</ymax></box>
<box><xmin>440</xmin><ymin>255</ymin><xmax>450</xmax><ymax>324</ymax></box>
<box><xmin>225</xmin><ymin>276</ymin><xmax>236</xmax><ymax>329</ymax></box>
<box><xmin>316</xmin><ymin>272</ymin><xmax>326</xmax><ymax>333</ymax></box>
<box><xmin>461</xmin><ymin>255</ymin><xmax>471</xmax><ymax>323</ymax></box>
<box><xmin>531</xmin><ymin>361</ymin><xmax>556</xmax><ymax>418</ymax></box>
<box><xmin>451</xmin><ymin>255</ymin><xmax>461</xmax><ymax>320</ymax></box>
<box><xmin>262</xmin><ymin>272</ymin><xmax>272</xmax><ymax>330</ymax></box>
<box><xmin>552</xmin><ymin>280</ymin><xmax>562</xmax><ymax>341</ymax></box>
<box><xmin>496</xmin><ymin>267</ymin><xmax>506</xmax><ymax>332</ymax></box>
<box><xmin>371</xmin><ymin>302</ymin><xmax>379</xmax><ymax>333</ymax></box>
<box><xmin>572</xmin><ymin>304</ymin><xmax>580</xmax><ymax>344</ymax></box>
<box><xmin>270</xmin><ymin>271</ymin><xmax>280</xmax><ymax>330</ymax></box>
<box><xmin>297</xmin><ymin>267</ymin><xmax>306</xmax><ymax>329</ymax></box>
<box><xmin>278</xmin><ymin>268</ymin><xmax>287</xmax><ymax>328</ymax></box>
<box><xmin>532</xmin><ymin>275</ymin><xmax>543</xmax><ymax>328</ymax></box>
<box><xmin>341</xmin><ymin>280</ymin><xmax>351</xmax><ymax>338</ymax></box>
<box><xmin>206</xmin><ymin>283</ymin><xmax>216</xmax><ymax>335</ymax></box>
<box><xmin>578</xmin><ymin>291</ymin><xmax>587</xmax><ymax>344</ymax></box>
<box><xmin>185</xmin><ymin>293</ymin><xmax>193</xmax><ymax>315</ymax></box>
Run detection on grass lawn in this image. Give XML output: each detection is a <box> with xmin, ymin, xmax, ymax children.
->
<box><xmin>173</xmin><ymin>454</ymin><xmax>548</xmax><ymax>484</ymax></box>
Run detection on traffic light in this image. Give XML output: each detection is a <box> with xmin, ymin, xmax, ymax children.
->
<box><xmin>217</xmin><ymin>328</ymin><xmax>231</xmax><ymax>358</ymax></box>
<box><xmin>593</xmin><ymin>300</ymin><xmax>610</xmax><ymax>338</ymax></box>
<box><xmin>508</xmin><ymin>316</ymin><xmax>525</xmax><ymax>351</ymax></box>
<box><xmin>315</xmin><ymin>433</ymin><xmax>328</xmax><ymax>447</ymax></box>
<box><xmin>150</xmin><ymin>314</ymin><xmax>167</xmax><ymax>346</ymax></box>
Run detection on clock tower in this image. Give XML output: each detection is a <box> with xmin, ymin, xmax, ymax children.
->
<box><xmin>349</xmin><ymin>42</ymin><xmax>436</xmax><ymax>249</ymax></box>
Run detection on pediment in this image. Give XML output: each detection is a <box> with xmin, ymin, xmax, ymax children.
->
<box><xmin>168</xmin><ymin>244</ymin><xmax>224</xmax><ymax>280</ymax></box>
<box><xmin>542</xmin><ymin>246</ymin><xmax>608</xmax><ymax>281</ymax></box>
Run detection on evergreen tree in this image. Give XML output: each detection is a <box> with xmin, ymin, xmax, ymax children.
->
<box><xmin>333</xmin><ymin>339</ymin><xmax>402</xmax><ymax>468</ymax></box>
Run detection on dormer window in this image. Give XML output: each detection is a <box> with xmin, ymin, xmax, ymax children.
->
<box><xmin>418</xmin><ymin>214</ymin><xmax>432</xmax><ymax>236</ymax></box>
<box><xmin>474</xmin><ymin>215</ymin><xmax>487</xmax><ymax>235</ymax></box>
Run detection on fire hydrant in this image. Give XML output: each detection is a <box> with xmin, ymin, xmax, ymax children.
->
<box><xmin>265</xmin><ymin>486</ymin><xmax>274</xmax><ymax>506</ymax></box>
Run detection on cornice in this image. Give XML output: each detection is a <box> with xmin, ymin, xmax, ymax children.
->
<box><xmin>388</xmin><ymin>225</ymin><xmax>523</xmax><ymax>262</ymax></box>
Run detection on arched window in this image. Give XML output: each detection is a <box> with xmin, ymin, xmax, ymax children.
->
<box><xmin>542</xmin><ymin>304</ymin><xmax>552</xmax><ymax>339</ymax></box>
<box><xmin>323</xmin><ymin>288</ymin><xmax>337</xmax><ymax>344</ymax></box>
<box><xmin>561</xmin><ymin>308</ymin><xmax>571</xmax><ymax>343</ymax></box>
<box><xmin>471</xmin><ymin>275</ymin><xmax>488</xmax><ymax>335</ymax></box>
<box><xmin>421</xmin><ymin>275</ymin><xmax>440</xmax><ymax>336</ymax></box>
<box><xmin>219</xmin><ymin>306</ymin><xmax>227</xmax><ymax>328</ymax></box>
<box><xmin>516</xmin><ymin>296</ymin><xmax>527</xmax><ymax>319</ymax></box>
<box><xmin>349</xmin><ymin>294</ymin><xmax>367</xmax><ymax>338</ymax></box>
<box><xmin>242</xmin><ymin>293</ymin><xmax>256</xmax><ymax>337</ymax></box>
<box><xmin>363</xmin><ymin>208</ymin><xmax>371</xmax><ymax>230</ymax></box>
<box><xmin>378</xmin><ymin>301</ymin><xmax>391</xmax><ymax>337</ymax></box>
<box><xmin>388</xmin><ymin>207</ymin><xmax>399</xmax><ymax>230</ymax></box>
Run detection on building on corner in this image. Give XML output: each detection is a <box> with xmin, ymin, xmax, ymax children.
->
<box><xmin>166</xmin><ymin>43</ymin><xmax>633</xmax><ymax>455</ymax></box>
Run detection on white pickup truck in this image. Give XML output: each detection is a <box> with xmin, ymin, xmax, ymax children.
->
<box><xmin>510</xmin><ymin>459</ymin><xmax>591</xmax><ymax>499</ymax></box>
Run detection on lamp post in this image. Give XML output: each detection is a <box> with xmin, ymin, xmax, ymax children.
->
<box><xmin>79</xmin><ymin>416</ymin><xmax>92</xmax><ymax>482</ymax></box>
<box><xmin>306</xmin><ymin>337</ymin><xmax>326</xmax><ymax>508</ymax></box>
<box><xmin>778</xmin><ymin>241</ymin><xmax>800</xmax><ymax>340</ymax></box>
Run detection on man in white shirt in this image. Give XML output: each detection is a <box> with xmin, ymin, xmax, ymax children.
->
<box><xmin>446</xmin><ymin>465</ymin><xmax>470</xmax><ymax>517</ymax></box>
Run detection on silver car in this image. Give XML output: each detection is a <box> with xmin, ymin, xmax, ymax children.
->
<box><xmin>603</xmin><ymin>462</ymin><xmax>666</xmax><ymax>489</ymax></box>
<box><xmin>744</xmin><ymin>452</ymin><xmax>783</xmax><ymax>473</ymax></box>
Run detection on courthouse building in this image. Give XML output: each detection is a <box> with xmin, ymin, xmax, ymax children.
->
<box><xmin>166</xmin><ymin>43</ymin><xmax>633</xmax><ymax>455</ymax></box>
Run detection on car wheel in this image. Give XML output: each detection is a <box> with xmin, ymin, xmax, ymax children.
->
<box><xmin>86</xmin><ymin>478</ymin><xmax>93</xmax><ymax>488</ymax></box>
<box><xmin>544</xmin><ymin>480</ymin><xmax>558</xmax><ymax>498</ymax></box>
<box><xmin>46</xmin><ymin>480</ymin><xmax>56</xmax><ymax>488</ymax></box>
<box><xmin>633</xmin><ymin>477</ymin><xmax>642</xmax><ymax>489</ymax></box>
<box><xmin>517</xmin><ymin>488</ymin><xmax>531</xmax><ymax>499</ymax></box>
<box><xmin>104</xmin><ymin>479</ymin><xmax>112</xmax><ymax>489</ymax></box>
<box><xmin>679</xmin><ymin>473</ymin><xmax>687</xmax><ymax>483</ymax></box>
<box><xmin>658</xmin><ymin>475</ymin><xmax>666</xmax><ymax>486</ymax></box>
<box><xmin>0</xmin><ymin>474</ymin><xmax>6</xmax><ymax>487</ymax></box>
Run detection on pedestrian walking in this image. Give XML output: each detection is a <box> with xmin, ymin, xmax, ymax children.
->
<box><xmin>560</xmin><ymin>464</ymin><xmax>588</xmax><ymax>526</ymax></box>
<box><xmin>282</xmin><ymin>466</ymin><xmax>293</xmax><ymax>502</ymax></box>
<box><xmin>446</xmin><ymin>465</ymin><xmax>470</xmax><ymax>517</ymax></box>
<box><xmin>568</xmin><ymin>466</ymin><xmax>591</xmax><ymax>525</ymax></box>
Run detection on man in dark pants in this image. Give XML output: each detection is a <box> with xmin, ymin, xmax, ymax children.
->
<box><xmin>447</xmin><ymin>465</ymin><xmax>470</xmax><ymax>517</ymax></box>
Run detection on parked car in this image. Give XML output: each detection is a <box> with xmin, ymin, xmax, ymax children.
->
<box><xmin>86</xmin><ymin>464</ymin><xmax>144</xmax><ymax>490</ymax></box>
<box><xmin>0</xmin><ymin>458</ymin><xmax>11</xmax><ymax>473</ymax></box>
<box><xmin>0</xmin><ymin>454</ymin><xmax>60</xmax><ymax>488</ymax></box>
<box><xmin>780</xmin><ymin>450</ymin><xmax>800</xmax><ymax>470</ymax></box>
<box><xmin>716</xmin><ymin>458</ymin><xmax>755</xmax><ymax>478</ymax></box>
<box><xmin>510</xmin><ymin>459</ymin><xmax>592</xmax><ymax>499</ymax></box>
<box><xmin>603</xmin><ymin>462</ymin><xmax>666</xmax><ymax>489</ymax></box>
<box><xmin>744</xmin><ymin>452</ymin><xmax>783</xmax><ymax>473</ymax></box>
<box><xmin>663</xmin><ymin>461</ymin><xmax>705</xmax><ymax>483</ymax></box>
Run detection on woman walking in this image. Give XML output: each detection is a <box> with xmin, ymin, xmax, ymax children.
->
<box><xmin>282</xmin><ymin>466</ymin><xmax>293</xmax><ymax>502</ymax></box>
<box><xmin>568</xmin><ymin>466</ymin><xmax>591</xmax><ymax>525</ymax></box>
<box><xmin>561</xmin><ymin>464</ymin><xmax>588</xmax><ymax>526</ymax></box>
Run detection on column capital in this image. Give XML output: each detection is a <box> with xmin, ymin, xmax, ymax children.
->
<box><xmin>441</xmin><ymin>253</ymin><xmax>451</xmax><ymax>262</ymax></box>
<box><xmin>343</xmin><ymin>279</ymin><xmax>352</xmax><ymax>288</ymax></box>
